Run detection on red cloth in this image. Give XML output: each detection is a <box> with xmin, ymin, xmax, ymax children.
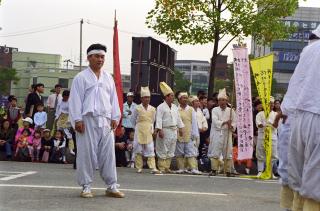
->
<box><xmin>113</xmin><ymin>17</ymin><xmax>124</xmax><ymax>136</ymax></box>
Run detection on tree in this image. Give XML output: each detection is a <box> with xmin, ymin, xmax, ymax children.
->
<box><xmin>0</xmin><ymin>67</ymin><xmax>20</xmax><ymax>96</ymax></box>
<box><xmin>146</xmin><ymin>0</ymin><xmax>299</xmax><ymax>97</ymax></box>
<box><xmin>173</xmin><ymin>69</ymin><xmax>191</xmax><ymax>92</ymax></box>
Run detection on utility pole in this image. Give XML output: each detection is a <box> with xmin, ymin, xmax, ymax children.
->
<box><xmin>79</xmin><ymin>18</ymin><xmax>83</xmax><ymax>71</ymax></box>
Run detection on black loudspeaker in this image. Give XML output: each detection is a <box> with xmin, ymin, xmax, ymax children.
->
<box><xmin>131</xmin><ymin>37</ymin><xmax>175</xmax><ymax>94</ymax></box>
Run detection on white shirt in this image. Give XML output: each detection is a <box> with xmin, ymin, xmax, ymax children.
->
<box><xmin>34</xmin><ymin>111</ymin><xmax>47</xmax><ymax>127</ymax></box>
<box><xmin>202</xmin><ymin>108</ymin><xmax>210</xmax><ymax>120</ymax></box>
<box><xmin>47</xmin><ymin>93</ymin><xmax>62</xmax><ymax>109</ymax></box>
<box><xmin>195</xmin><ymin>108</ymin><xmax>208</xmax><ymax>130</ymax></box>
<box><xmin>68</xmin><ymin>68</ymin><xmax>121</xmax><ymax>128</ymax></box>
<box><xmin>178</xmin><ymin>105</ymin><xmax>199</xmax><ymax>138</ymax></box>
<box><xmin>256</xmin><ymin>111</ymin><xmax>278</xmax><ymax>140</ymax></box>
<box><xmin>282</xmin><ymin>40</ymin><xmax>320</xmax><ymax>115</ymax></box>
<box><xmin>55</xmin><ymin>100</ymin><xmax>69</xmax><ymax>120</ymax></box>
<box><xmin>211</xmin><ymin>106</ymin><xmax>236</xmax><ymax>130</ymax></box>
<box><xmin>155</xmin><ymin>101</ymin><xmax>184</xmax><ymax>130</ymax></box>
<box><xmin>122</xmin><ymin>101</ymin><xmax>137</xmax><ymax>129</ymax></box>
<box><xmin>53</xmin><ymin>138</ymin><xmax>66</xmax><ymax>149</ymax></box>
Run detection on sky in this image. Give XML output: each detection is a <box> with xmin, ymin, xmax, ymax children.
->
<box><xmin>0</xmin><ymin>0</ymin><xmax>319</xmax><ymax>74</ymax></box>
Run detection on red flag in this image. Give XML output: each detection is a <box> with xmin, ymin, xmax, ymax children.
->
<box><xmin>113</xmin><ymin>12</ymin><xmax>123</xmax><ymax>136</ymax></box>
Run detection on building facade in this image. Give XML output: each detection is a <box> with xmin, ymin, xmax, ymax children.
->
<box><xmin>175</xmin><ymin>56</ymin><xmax>228</xmax><ymax>94</ymax></box>
<box><xmin>251</xmin><ymin>7</ymin><xmax>320</xmax><ymax>91</ymax></box>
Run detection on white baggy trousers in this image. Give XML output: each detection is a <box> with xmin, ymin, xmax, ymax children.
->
<box><xmin>76</xmin><ymin>114</ymin><xmax>118</xmax><ymax>190</ymax></box>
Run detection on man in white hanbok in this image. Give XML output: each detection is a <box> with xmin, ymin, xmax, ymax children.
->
<box><xmin>155</xmin><ymin>82</ymin><xmax>184</xmax><ymax>173</ymax></box>
<box><xmin>69</xmin><ymin>44</ymin><xmax>124</xmax><ymax>198</ymax></box>
<box><xmin>281</xmin><ymin>26</ymin><xmax>320</xmax><ymax>210</ymax></box>
<box><xmin>207</xmin><ymin>88</ymin><xmax>236</xmax><ymax>177</ymax></box>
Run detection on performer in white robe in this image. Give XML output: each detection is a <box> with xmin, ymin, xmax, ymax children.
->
<box><xmin>69</xmin><ymin>44</ymin><xmax>124</xmax><ymax>198</ymax></box>
<box><xmin>255</xmin><ymin>96</ymin><xmax>280</xmax><ymax>177</ymax></box>
<box><xmin>207</xmin><ymin>88</ymin><xmax>236</xmax><ymax>177</ymax></box>
<box><xmin>281</xmin><ymin>26</ymin><xmax>320</xmax><ymax>210</ymax></box>
<box><xmin>155</xmin><ymin>82</ymin><xmax>184</xmax><ymax>173</ymax></box>
<box><xmin>131</xmin><ymin>86</ymin><xmax>161</xmax><ymax>174</ymax></box>
<box><xmin>175</xmin><ymin>92</ymin><xmax>201</xmax><ymax>175</ymax></box>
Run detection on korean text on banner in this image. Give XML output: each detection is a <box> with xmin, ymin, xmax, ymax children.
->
<box><xmin>232</xmin><ymin>47</ymin><xmax>254</xmax><ymax>160</ymax></box>
<box><xmin>250</xmin><ymin>54</ymin><xmax>274</xmax><ymax>180</ymax></box>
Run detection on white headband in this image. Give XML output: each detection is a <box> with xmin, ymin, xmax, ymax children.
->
<box><xmin>87</xmin><ymin>50</ymin><xmax>106</xmax><ymax>56</ymax></box>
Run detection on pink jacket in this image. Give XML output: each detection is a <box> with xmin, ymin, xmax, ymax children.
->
<box><xmin>15</xmin><ymin>127</ymin><xmax>34</xmax><ymax>145</ymax></box>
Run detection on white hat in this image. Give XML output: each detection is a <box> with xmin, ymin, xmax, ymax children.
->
<box><xmin>189</xmin><ymin>95</ymin><xmax>199</xmax><ymax>103</ymax></box>
<box><xmin>22</xmin><ymin>117</ymin><xmax>33</xmax><ymax>124</ymax></box>
<box><xmin>312</xmin><ymin>25</ymin><xmax>320</xmax><ymax>38</ymax></box>
<box><xmin>140</xmin><ymin>86</ymin><xmax>151</xmax><ymax>97</ymax></box>
<box><xmin>160</xmin><ymin>82</ymin><xmax>173</xmax><ymax>96</ymax></box>
<box><xmin>217</xmin><ymin>88</ymin><xmax>228</xmax><ymax>100</ymax></box>
<box><xmin>127</xmin><ymin>92</ymin><xmax>134</xmax><ymax>97</ymax></box>
<box><xmin>270</xmin><ymin>96</ymin><xmax>275</xmax><ymax>103</ymax></box>
<box><xmin>178</xmin><ymin>92</ymin><xmax>188</xmax><ymax>99</ymax></box>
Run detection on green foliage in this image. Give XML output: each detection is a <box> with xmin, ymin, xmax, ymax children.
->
<box><xmin>173</xmin><ymin>69</ymin><xmax>191</xmax><ymax>92</ymax></box>
<box><xmin>0</xmin><ymin>67</ymin><xmax>20</xmax><ymax>95</ymax></box>
<box><xmin>146</xmin><ymin>0</ymin><xmax>300</xmax><ymax>97</ymax></box>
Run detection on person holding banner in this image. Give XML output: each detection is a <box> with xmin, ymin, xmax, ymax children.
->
<box><xmin>255</xmin><ymin>96</ymin><xmax>281</xmax><ymax>178</ymax></box>
<box><xmin>69</xmin><ymin>44</ymin><xmax>124</xmax><ymax>198</ymax></box>
<box><xmin>155</xmin><ymin>82</ymin><xmax>184</xmax><ymax>173</ymax></box>
<box><xmin>281</xmin><ymin>25</ymin><xmax>320</xmax><ymax>210</ymax></box>
<box><xmin>175</xmin><ymin>92</ymin><xmax>201</xmax><ymax>175</ymax></box>
<box><xmin>131</xmin><ymin>86</ymin><xmax>161</xmax><ymax>175</ymax></box>
<box><xmin>207</xmin><ymin>88</ymin><xmax>236</xmax><ymax>177</ymax></box>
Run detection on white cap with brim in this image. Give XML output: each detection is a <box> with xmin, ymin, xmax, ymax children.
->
<box><xmin>127</xmin><ymin>92</ymin><xmax>134</xmax><ymax>97</ymax></box>
<box><xmin>22</xmin><ymin>117</ymin><xmax>33</xmax><ymax>124</ymax></box>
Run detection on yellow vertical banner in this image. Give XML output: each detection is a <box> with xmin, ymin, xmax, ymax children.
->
<box><xmin>250</xmin><ymin>54</ymin><xmax>274</xmax><ymax>180</ymax></box>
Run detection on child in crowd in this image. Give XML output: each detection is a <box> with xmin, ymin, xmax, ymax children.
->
<box><xmin>125</xmin><ymin>130</ymin><xmax>135</xmax><ymax>168</ymax></box>
<box><xmin>34</xmin><ymin>103</ymin><xmax>47</xmax><ymax>130</ymax></box>
<box><xmin>41</xmin><ymin>129</ymin><xmax>53</xmax><ymax>163</ymax></box>
<box><xmin>15</xmin><ymin>128</ymin><xmax>31</xmax><ymax>159</ymax></box>
<box><xmin>50</xmin><ymin>129</ymin><xmax>67</xmax><ymax>164</ymax></box>
<box><xmin>7</xmin><ymin>96</ymin><xmax>21</xmax><ymax>133</ymax></box>
<box><xmin>29</xmin><ymin>130</ymin><xmax>42</xmax><ymax>162</ymax></box>
<box><xmin>55</xmin><ymin>90</ymin><xmax>75</xmax><ymax>155</ymax></box>
<box><xmin>115</xmin><ymin>127</ymin><xmax>128</xmax><ymax>167</ymax></box>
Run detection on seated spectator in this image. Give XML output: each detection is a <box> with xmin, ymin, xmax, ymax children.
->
<box><xmin>29</xmin><ymin>130</ymin><xmax>42</xmax><ymax>162</ymax></box>
<box><xmin>0</xmin><ymin>119</ymin><xmax>14</xmax><ymax>160</ymax></box>
<box><xmin>15</xmin><ymin>128</ymin><xmax>32</xmax><ymax>161</ymax></box>
<box><xmin>125</xmin><ymin>130</ymin><xmax>134</xmax><ymax>168</ymax></box>
<box><xmin>7</xmin><ymin>96</ymin><xmax>21</xmax><ymax>133</ymax></box>
<box><xmin>15</xmin><ymin>117</ymin><xmax>34</xmax><ymax>149</ymax></box>
<box><xmin>50</xmin><ymin>129</ymin><xmax>67</xmax><ymax>164</ymax></box>
<box><xmin>34</xmin><ymin>103</ymin><xmax>47</xmax><ymax>131</ymax></box>
<box><xmin>115</xmin><ymin>127</ymin><xmax>127</xmax><ymax>167</ymax></box>
<box><xmin>40</xmin><ymin>129</ymin><xmax>53</xmax><ymax>163</ymax></box>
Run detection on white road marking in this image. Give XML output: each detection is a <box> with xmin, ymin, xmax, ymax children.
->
<box><xmin>0</xmin><ymin>184</ymin><xmax>228</xmax><ymax>197</ymax></box>
<box><xmin>0</xmin><ymin>171</ymin><xmax>24</xmax><ymax>174</ymax></box>
<box><xmin>0</xmin><ymin>171</ymin><xmax>37</xmax><ymax>181</ymax></box>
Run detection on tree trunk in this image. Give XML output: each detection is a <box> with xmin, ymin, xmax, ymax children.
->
<box><xmin>208</xmin><ymin>31</ymin><xmax>220</xmax><ymax>98</ymax></box>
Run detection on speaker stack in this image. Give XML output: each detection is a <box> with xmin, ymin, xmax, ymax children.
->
<box><xmin>130</xmin><ymin>37</ymin><xmax>175</xmax><ymax>96</ymax></box>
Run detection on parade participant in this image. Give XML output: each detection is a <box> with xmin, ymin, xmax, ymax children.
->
<box><xmin>255</xmin><ymin>96</ymin><xmax>281</xmax><ymax>178</ymax></box>
<box><xmin>47</xmin><ymin>84</ymin><xmax>62</xmax><ymax>130</ymax></box>
<box><xmin>131</xmin><ymin>86</ymin><xmax>161</xmax><ymax>174</ymax></box>
<box><xmin>190</xmin><ymin>95</ymin><xmax>208</xmax><ymax>157</ymax></box>
<box><xmin>281</xmin><ymin>26</ymin><xmax>320</xmax><ymax>210</ymax></box>
<box><xmin>155</xmin><ymin>82</ymin><xmax>184</xmax><ymax>173</ymax></box>
<box><xmin>207</xmin><ymin>88</ymin><xmax>236</xmax><ymax>177</ymax></box>
<box><xmin>175</xmin><ymin>92</ymin><xmax>201</xmax><ymax>174</ymax></box>
<box><xmin>122</xmin><ymin>92</ymin><xmax>137</xmax><ymax>138</ymax></box>
<box><xmin>69</xmin><ymin>43</ymin><xmax>124</xmax><ymax>198</ymax></box>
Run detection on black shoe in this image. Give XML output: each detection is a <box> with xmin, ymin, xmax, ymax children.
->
<box><xmin>226</xmin><ymin>172</ymin><xmax>235</xmax><ymax>177</ymax></box>
<box><xmin>209</xmin><ymin>170</ymin><xmax>217</xmax><ymax>176</ymax></box>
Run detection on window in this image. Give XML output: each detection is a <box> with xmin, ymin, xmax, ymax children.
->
<box><xmin>58</xmin><ymin>78</ymin><xmax>69</xmax><ymax>88</ymax></box>
<box><xmin>33</xmin><ymin>77</ymin><xmax>37</xmax><ymax>85</ymax></box>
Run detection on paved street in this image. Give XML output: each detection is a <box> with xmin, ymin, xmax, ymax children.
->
<box><xmin>0</xmin><ymin>161</ymin><xmax>281</xmax><ymax>211</ymax></box>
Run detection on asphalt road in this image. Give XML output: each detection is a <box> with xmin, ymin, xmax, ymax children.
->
<box><xmin>0</xmin><ymin>161</ymin><xmax>281</xmax><ymax>211</ymax></box>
